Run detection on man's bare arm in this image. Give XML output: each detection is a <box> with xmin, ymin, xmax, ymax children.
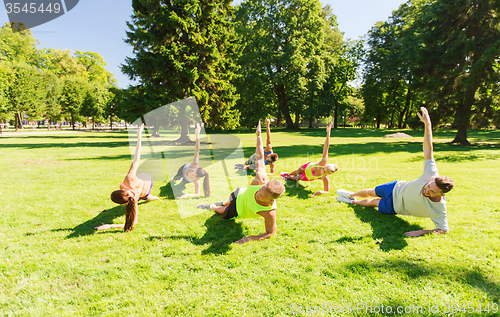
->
<box><xmin>265</xmin><ymin>118</ymin><xmax>272</xmax><ymax>152</ymax></box>
<box><xmin>234</xmin><ymin>210</ymin><xmax>277</xmax><ymax>244</ymax></box>
<box><xmin>417</xmin><ymin>107</ymin><xmax>434</xmax><ymax>160</ymax></box>
<box><xmin>251</xmin><ymin>121</ymin><xmax>268</xmax><ymax>185</ymax></box>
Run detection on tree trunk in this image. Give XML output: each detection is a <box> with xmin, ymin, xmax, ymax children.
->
<box><xmin>389</xmin><ymin>106</ymin><xmax>395</xmax><ymax>129</ymax></box>
<box><xmin>71</xmin><ymin>113</ymin><xmax>75</xmax><ymax>130</ymax></box>
<box><xmin>92</xmin><ymin>116</ymin><xmax>95</xmax><ymax>130</ymax></box>
<box><xmin>275</xmin><ymin>83</ymin><xmax>294</xmax><ymax>128</ymax></box>
<box><xmin>451</xmin><ymin>85</ymin><xmax>475</xmax><ymax>145</ymax></box>
<box><xmin>294</xmin><ymin>111</ymin><xmax>300</xmax><ymax>128</ymax></box>
<box><xmin>399</xmin><ymin>81</ymin><xmax>412</xmax><ymax>128</ymax></box>
<box><xmin>16</xmin><ymin>112</ymin><xmax>24</xmax><ymax>131</ymax></box>
<box><xmin>308</xmin><ymin>116</ymin><xmax>313</xmax><ymax>128</ymax></box>
<box><xmin>277</xmin><ymin>112</ymin><xmax>282</xmax><ymax>127</ymax></box>
<box><xmin>333</xmin><ymin>101</ymin><xmax>338</xmax><ymax>129</ymax></box>
<box><xmin>175</xmin><ymin>105</ymin><xmax>191</xmax><ymax>142</ymax></box>
<box><xmin>47</xmin><ymin>114</ymin><xmax>50</xmax><ymax>131</ymax></box>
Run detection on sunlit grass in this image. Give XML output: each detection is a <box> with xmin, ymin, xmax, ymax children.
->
<box><xmin>0</xmin><ymin>128</ymin><xmax>499</xmax><ymax>316</ymax></box>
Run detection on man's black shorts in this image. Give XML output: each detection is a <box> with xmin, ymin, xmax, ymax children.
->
<box><xmin>222</xmin><ymin>188</ymin><xmax>241</xmax><ymax>220</ymax></box>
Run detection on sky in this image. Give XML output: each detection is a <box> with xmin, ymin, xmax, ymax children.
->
<box><xmin>1</xmin><ymin>0</ymin><xmax>406</xmax><ymax>89</ymax></box>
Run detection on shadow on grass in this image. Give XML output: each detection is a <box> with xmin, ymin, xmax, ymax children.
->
<box><xmin>159</xmin><ymin>181</ymin><xmax>186</xmax><ymax>200</ymax></box>
<box><xmin>148</xmin><ymin>213</ymin><xmax>244</xmax><ymax>255</ymax></box>
<box><xmin>61</xmin><ymin>205</ymin><xmax>125</xmax><ymax>238</ymax></box>
<box><xmin>63</xmin><ymin>202</ymin><xmax>154</xmax><ymax>238</ymax></box>
<box><xmin>283</xmin><ymin>179</ymin><xmax>313</xmax><ymax>200</ymax></box>
<box><xmin>330</xmin><ymin>259</ymin><xmax>500</xmax><ymax>302</ymax></box>
<box><xmin>243</xmin><ymin>140</ymin><xmax>500</xmax><ymax>164</ymax></box>
<box><xmin>338</xmin><ymin>205</ymin><xmax>423</xmax><ymax>251</ymax></box>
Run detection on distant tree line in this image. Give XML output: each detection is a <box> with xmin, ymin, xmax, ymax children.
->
<box><xmin>0</xmin><ymin>23</ymin><xmax>118</xmax><ymax>132</ymax></box>
<box><xmin>3</xmin><ymin>0</ymin><xmax>498</xmax><ymax>145</ymax></box>
<box><xmin>120</xmin><ymin>0</ymin><xmax>363</xmax><ymax>137</ymax></box>
<box><xmin>362</xmin><ymin>0</ymin><xmax>500</xmax><ymax>145</ymax></box>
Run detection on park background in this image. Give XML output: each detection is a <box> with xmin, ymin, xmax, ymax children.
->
<box><xmin>1</xmin><ymin>0</ymin><xmax>500</xmax><ymax>316</ymax></box>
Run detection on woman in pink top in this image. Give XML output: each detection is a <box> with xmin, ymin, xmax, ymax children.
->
<box><xmin>280</xmin><ymin>123</ymin><xmax>338</xmax><ymax>197</ymax></box>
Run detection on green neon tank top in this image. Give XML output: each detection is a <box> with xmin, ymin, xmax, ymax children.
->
<box><xmin>235</xmin><ymin>185</ymin><xmax>277</xmax><ymax>219</ymax></box>
<box><xmin>304</xmin><ymin>163</ymin><xmax>322</xmax><ymax>181</ymax></box>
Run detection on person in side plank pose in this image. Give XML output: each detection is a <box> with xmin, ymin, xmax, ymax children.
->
<box><xmin>96</xmin><ymin>123</ymin><xmax>159</xmax><ymax>232</ymax></box>
<box><xmin>198</xmin><ymin>121</ymin><xmax>285</xmax><ymax>244</ymax></box>
<box><xmin>280</xmin><ymin>122</ymin><xmax>338</xmax><ymax>197</ymax></box>
<box><xmin>235</xmin><ymin>119</ymin><xmax>278</xmax><ymax>175</ymax></box>
<box><xmin>336</xmin><ymin>107</ymin><xmax>454</xmax><ymax>237</ymax></box>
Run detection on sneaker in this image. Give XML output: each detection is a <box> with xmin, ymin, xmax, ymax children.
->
<box><xmin>280</xmin><ymin>172</ymin><xmax>290</xmax><ymax>180</ymax></box>
<box><xmin>234</xmin><ymin>164</ymin><xmax>244</xmax><ymax>169</ymax></box>
<box><xmin>214</xmin><ymin>201</ymin><xmax>224</xmax><ymax>207</ymax></box>
<box><xmin>196</xmin><ymin>203</ymin><xmax>212</xmax><ymax>210</ymax></box>
<box><xmin>337</xmin><ymin>196</ymin><xmax>353</xmax><ymax>204</ymax></box>
<box><xmin>336</xmin><ymin>189</ymin><xmax>354</xmax><ymax>198</ymax></box>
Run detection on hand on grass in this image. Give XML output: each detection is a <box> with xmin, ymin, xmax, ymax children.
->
<box><xmin>312</xmin><ymin>191</ymin><xmax>322</xmax><ymax>197</ymax></box>
<box><xmin>234</xmin><ymin>237</ymin><xmax>251</xmax><ymax>244</ymax></box>
<box><xmin>95</xmin><ymin>224</ymin><xmax>113</xmax><ymax>230</ymax></box>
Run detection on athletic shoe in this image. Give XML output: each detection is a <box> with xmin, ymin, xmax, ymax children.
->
<box><xmin>234</xmin><ymin>164</ymin><xmax>244</xmax><ymax>169</ymax></box>
<box><xmin>280</xmin><ymin>172</ymin><xmax>290</xmax><ymax>179</ymax></box>
<box><xmin>214</xmin><ymin>201</ymin><xmax>224</xmax><ymax>207</ymax></box>
<box><xmin>196</xmin><ymin>203</ymin><xmax>212</xmax><ymax>210</ymax></box>
<box><xmin>336</xmin><ymin>189</ymin><xmax>354</xmax><ymax>198</ymax></box>
<box><xmin>337</xmin><ymin>196</ymin><xmax>353</xmax><ymax>204</ymax></box>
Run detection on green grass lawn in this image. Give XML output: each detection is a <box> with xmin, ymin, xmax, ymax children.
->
<box><xmin>0</xmin><ymin>128</ymin><xmax>499</xmax><ymax>316</ymax></box>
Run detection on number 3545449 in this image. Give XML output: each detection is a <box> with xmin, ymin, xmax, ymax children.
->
<box><xmin>5</xmin><ymin>2</ymin><xmax>62</xmax><ymax>14</ymax></box>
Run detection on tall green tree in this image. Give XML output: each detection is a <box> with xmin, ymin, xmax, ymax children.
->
<box><xmin>412</xmin><ymin>0</ymin><xmax>500</xmax><ymax>144</ymax></box>
<box><xmin>235</xmin><ymin>0</ymin><xmax>329</xmax><ymax>128</ymax></box>
<box><xmin>59</xmin><ymin>76</ymin><xmax>87</xmax><ymax>130</ymax></box>
<box><xmin>7</xmin><ymin>62</ymin><xmax>46</xmax><ymax>130</ymax></box>
<box><xmin>122</xmin><ymin>0</ymin><xmax>240</xmax><ymax>137</ymax></box>
<box><xmin>0</xmin><ymin>23</ymin><xmax>39</xmax><ymax>65</ymax></box>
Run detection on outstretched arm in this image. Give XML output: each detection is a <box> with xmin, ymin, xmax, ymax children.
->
<box><xmin>190</xmin><ymin>123</ymin><xmax>201</xmax><ymax>168</ymax></box>
<box><xmin>405</xmin><ymin>229</ymin><xmax>447</xmax><ymax>237</ymax></box>
<box><xmin>417</xmin><ymin>107</ymin><xmax>434</xmax><ymax>160</ymax></box>
<box><xmin>234</xmin><ymin>210</ymin><xmax>277</xmax><ymax>244</ymax></box>
<box><xmin>126</xmin><ymin>123</ymin><xmax>144</xmax><ymax>178</ymax></box>
<box><xmin>251</xmin><ymin>121</ymin><xmax>269</xmax><ymax>185</ymax></box>
<box><xmin>264</xmin><ymin>118</ymin><xmax>272</xmax><ymax>152</ymax></box>
<box><xmin>319</xmin><ymin>122</ymin><xmax>333</xmax><ymax>166</ymax></box>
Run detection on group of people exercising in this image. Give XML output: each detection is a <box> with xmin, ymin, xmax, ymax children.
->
<box><xmin>96</xmin><ymin>107</ymin><xmax>454</xmax><ymax>244</ymax></box>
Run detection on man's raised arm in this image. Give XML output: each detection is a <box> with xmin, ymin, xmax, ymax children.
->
<box><xmin>417</xmin><ymin>107</ymin><xmax>434</xmax><ymax>160</ymax></box>
<box><xmin>251</xmin><ymin>121</ymin><xmax>268</xmax><ymax>185</ymax></box>
<box><xmin>265</xmin><ymin>118</ymin><xmax>272</xmax><ymax>151</ymax></box>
